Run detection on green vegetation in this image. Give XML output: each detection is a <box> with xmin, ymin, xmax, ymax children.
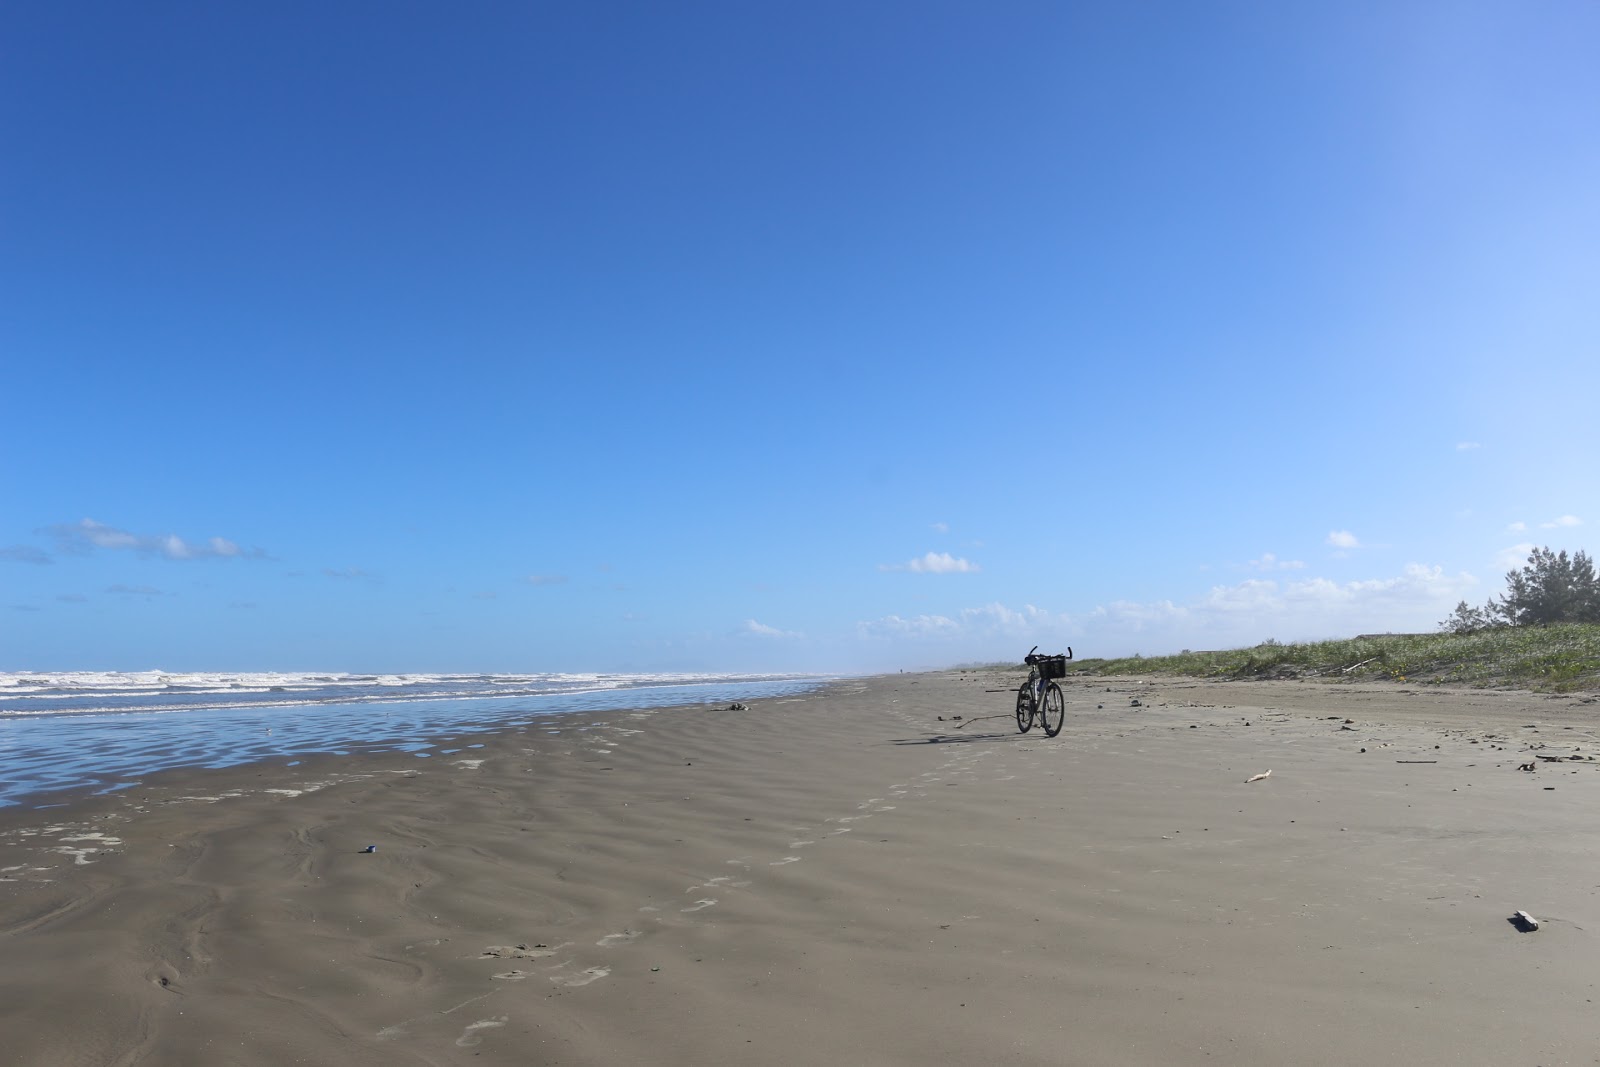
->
<box><xmin>1072</xmin><ymin>624</ymin><xmax>1600</xmax><ymax>693</ymax></box>
<box><xmin>1445</xmin><ymin>546</ymin><xmax>1599</xmax><ymax>632</ymax></box>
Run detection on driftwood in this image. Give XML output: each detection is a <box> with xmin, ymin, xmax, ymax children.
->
<box><xmin>1246</xmin><ymin>770</ymin><xmax>1272</xmax><ymax>783</ymax></box>
<box><xmin>1396</xmin><ymin>760</ymin><xmax>1438</xmax><ymax>764</ymax></box>
<box><xmin>1341</xmin><ymin>657</ymin><xmax>1379</xmax><ymax>674</ymax></box>
<box><xmin>1512</xmin><ymin>910</ymin><xmax>1540</xmax><ymax>932</ymax></box>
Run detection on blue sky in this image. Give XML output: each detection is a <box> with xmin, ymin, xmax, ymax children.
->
<box><xmin>3</xmin><ymin>3</ymin><xmax>1596</xmax><ymax>674</ymax></box>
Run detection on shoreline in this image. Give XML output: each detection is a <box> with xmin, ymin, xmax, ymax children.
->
<box><xmin>0</xmin><ymin>675</ymin><xmax>829</xmax><ymax>810</ymax></box>
<box><xmin>4</xmin><ymin>669</ymin><xmax>1599</xmax><ymax>1064</ymax></box>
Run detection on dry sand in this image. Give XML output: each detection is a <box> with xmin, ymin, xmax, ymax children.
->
<box><xmin>3</xmin><ymin>671</ymin><xmax>1599</xmax><ymax>1066</ymax></box>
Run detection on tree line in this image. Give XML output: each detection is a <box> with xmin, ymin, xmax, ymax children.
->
<box><xmin>1441</xmin><ymin>546</ymin><xmax>1600</xmax><ymax>633</ymax></box>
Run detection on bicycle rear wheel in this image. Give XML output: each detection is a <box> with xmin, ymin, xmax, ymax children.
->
<box><xmin>1015</xmin><ymin>683</ymin><xmax>1034</xmax><ymax>733</ymax></box>
<box><xmin>1041</xmin><ymin>682</ymin><xmax>1066</xmax><ymax>737</ymax></box>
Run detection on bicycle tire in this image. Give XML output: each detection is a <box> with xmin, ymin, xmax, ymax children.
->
<box><xmin>1041</xmin><ymin>682</ymin><xmax>1066</xmax><ymax>737</ymax></box>
<box><xmin>1015</xmin><ymin>683</ymin><xmax>1034</xmax><ymax>733</ymax></box>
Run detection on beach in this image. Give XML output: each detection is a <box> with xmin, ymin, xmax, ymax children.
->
<box><xmin>3</xmin><ymin>670</ymin><xmax>1599</xmax><ymax>1066</ymax></box>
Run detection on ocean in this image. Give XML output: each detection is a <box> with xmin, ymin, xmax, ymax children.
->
<box><xmin>0</xmin><ymin>670</ymin><xmax>827</xmax><ymax>807</ymax></box>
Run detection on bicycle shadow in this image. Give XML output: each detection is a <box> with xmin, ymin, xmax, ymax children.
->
<box><xmin>888</xmin><ymin>731</ymin><xmax>1028</xmax><ymax>746</ymax></box>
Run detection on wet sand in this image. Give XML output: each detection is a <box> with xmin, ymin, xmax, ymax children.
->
<box><xmin>3</xmin><ymin>670</ymin><xmax>1598</xmax><ymax>1065</ymax></box>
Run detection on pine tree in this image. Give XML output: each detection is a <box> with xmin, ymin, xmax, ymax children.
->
<box><xmin>1488</xmin><ymin>547</ymin><xmax>1600</xmax><ymax>627</ymax></box>
<box><xmin>1439</xmin><ymin>600</ymin><xmax>1490</xmax><ymax>634</ymax></box>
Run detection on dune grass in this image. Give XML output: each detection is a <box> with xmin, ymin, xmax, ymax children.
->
<box><xmin>1069</xmin><ymin>624</ymin><xmax>1600</xmax><ymax>693</ymax></box>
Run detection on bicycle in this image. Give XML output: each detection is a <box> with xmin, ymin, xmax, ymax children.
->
<box><xmin>1016</xmin><ymin>645</ymin><xmax>1072</xmax><ymax>737</ymax></box>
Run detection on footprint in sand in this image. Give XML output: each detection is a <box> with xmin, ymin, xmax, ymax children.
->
<box><xmin>681</xmin><ymin>899</ymin><xmax>717</xmax><ymax>912</ymax></box>
<box><xmin>492</xmin><ymin>970</ymin><xmax>529</xmax><ymax>981</ymax></box>
<box><xmin>549</xmin><ymin>966</ymin><xmax>610</xmax><ymax>987</ymax></box>
<box><xmin>769</xmin><ymin>856</ymin><xmax>801</xmax><ymax>865</ymax></box>
<box><xmin>687</xmin><ymin>875</ymin><xmax>731</xmax><ymax>891</ymax></box>
<box><xmin>597</xmin><ymin>929</ymin><xmax>638</xmax><ymax>947</ymax></box>
<box><xmin>456</xmin><ymin>1017</ymin><xmax>508</xmax><ymax>1047</ymax></box>
<box><xmin>481</xmin><ymin>943</ymin><xmax>564</xmax><ymax>960</ymax></box>
<box><xmin>788</xmin><ymin>839</ymin><xmax>815</xmax><ymax>848</ymax></box>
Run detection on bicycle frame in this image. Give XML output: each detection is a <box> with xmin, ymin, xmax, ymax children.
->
<box><xmin>1028</xmin><ymin>668</ymin><xmax>1047</xmax><ymax>707</ymax></box>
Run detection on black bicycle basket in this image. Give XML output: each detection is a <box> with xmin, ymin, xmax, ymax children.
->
<box><xmin>1036</xmin><ymin>654</ymin><xmax>1069</xmax><ymax>680</ymax></box>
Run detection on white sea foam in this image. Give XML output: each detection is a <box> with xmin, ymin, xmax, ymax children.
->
<box><xmin>0</xmin><ymin>669</ymin><xmax>811</xmax><ymax>717</ymax></box>
<box><xmin>0</xmin><ymin>672</ymin><xmax>829</xmax><ymax>807</ymax></box>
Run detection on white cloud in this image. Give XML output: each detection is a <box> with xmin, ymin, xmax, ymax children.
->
<box><xmin>1187</xmin><ymin>567</ymin><xmax>1476</xmax><ymax>630</ymax></box>
<box><xmin>1456</xmin><ymin>442</ymin><xmax>1481</xmax><ymax>450</ymax></box>
<box><xmin>931</xmin><ymin>521</ymin><xmax>949</xmax><ymax>534</ymax></box>
<box><xmin>744</xmin><ymin>618</ymin><xmax>802</xmax><ymax>638</ymax></box>
<box><xmin>1540</xmin><ymin>515</ymin><xmax>1583</xmax><ymax>529</ymax></box>
<box><xmin>1495</xmin><ymin>543</ymin><xmax>1536</xmax><ymax>571</ymax></box>
<box><xmin>1246</xmin><ymin>552</ymin><xmax>1306</xmax><ymax>571</ymax></box>
<box><xmin>853</xmin><ymin>566</ymin><xmax>1477</xmax><ymax>659</ymax></box>
<box><xmin>856</xmin><ymin>613</ymin><xmax>960</xmax><ymax>638</ymax></box>
<box><xmin>1325</xmin><ymin>530</ymin><xmax>1361</xmax><ymax>549</ymax></box>
<box><xmin>880</xmin><ymin>551</ymin><xmax>980</xmax><ymax>574</ymax></box>
<box><xmin>45</xmin><ymin>519</ymin><xmax>265</xmax><ymax>561</ymax></box>
<box><xmin>857</xmin><ymin>602</ymin><xmax>1055</xmax><ymax>641</ymax></box>
<box><xmin>1507</xmin><ymin>521</ymin><xmax>1527</xmax><ymax>532</ymax></box>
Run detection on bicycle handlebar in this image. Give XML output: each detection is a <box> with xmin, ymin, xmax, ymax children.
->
<box><xmin>1024</xmin><ymin>646</ymin><xmax>1072</xmax><ymax>664</ymax></box>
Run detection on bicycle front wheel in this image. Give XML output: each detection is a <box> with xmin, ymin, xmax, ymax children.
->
<box><xmin>1041</xmin><ymin>682</ymin><xmax>1066</xmax><ymax>737</ymax></box>
<box><xmin>1015</xmin><ymin>684</ymin><xmax>1034</xmax><ymax>733</ymax></box>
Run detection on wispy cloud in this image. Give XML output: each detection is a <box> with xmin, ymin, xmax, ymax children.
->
<box><xmin>527</xmin><ymin>574</ymin><xmax>569</xmax><ymax>586</ymax></box>
<box><xmin>744</xmin><ymin>618</ymin><xmax>802</xmax><ymax>638</ymax></box>
<box><xmin>931</xmin><ymin>521</ymin><xmax>949</xmax><ymax>534</ymax></box>
<box><xmin>1456</xmin><ymin>442</ymin><xmax>1481</xmax><ymax>451</ymax></box>
<box><xmin>1325</xmin><ymin>530</ymin><xmax>1361</xmax><ymax>549</ymax></box>
<box><xmin>1495</xmin><ymin>543</ymin><xmax>1537</xmax><ymax>570</ymax></box>
<box><xmin>879</xmin><ymin>551</ymin><xmax>980</xmax><ymax>574</ymax></box>
<box><xmin>1246</xmin><ymin>552</ymin><xmax>1305</xmax><ymax>571</ymax></box>
<box><xmin>855</xmin><ymin>566</ymin><xmax>1476</xmax><ymax>655</ymax></box>
<box><xmin>56</xmin><ymin>593</ymin><xmax>88</xmax><ymax>603</ymax></box>
<box><xmin>857</xmin><ymin>613</ymin><xmax>961</xmax><ymax>638</ymax></box>
<box><xmin>1540</xmin><ymin>515</ymin><xmax>1583</xmax><ymax>529</ymax></box>
<box><xmin>0</xmin><ymin>545</ymin><xmax>51</xmax><ymax>564</ymax></box>
<box><xmin>1507</xmin><ymin>521</ymin><xmax>1527</xmax><ymax>532</ymax></box>
<box><xmin>45</xmin><ymin>519</ymin><xmax>267</xmax><ymax>561</ymax></box>
<box><xmin>106</xmin><ymin>584</ymin><xmax>163</xmax><ymax>597</ymax></box>
<box><xmin>857</xmin><ymin>602</ymin><xmax>1052</xmax><ymax>640</ymax></box>
<box><xmin>323</xmin><ymin>567</ymin><xmax>378</xmax><ymax>581</ymax></box>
